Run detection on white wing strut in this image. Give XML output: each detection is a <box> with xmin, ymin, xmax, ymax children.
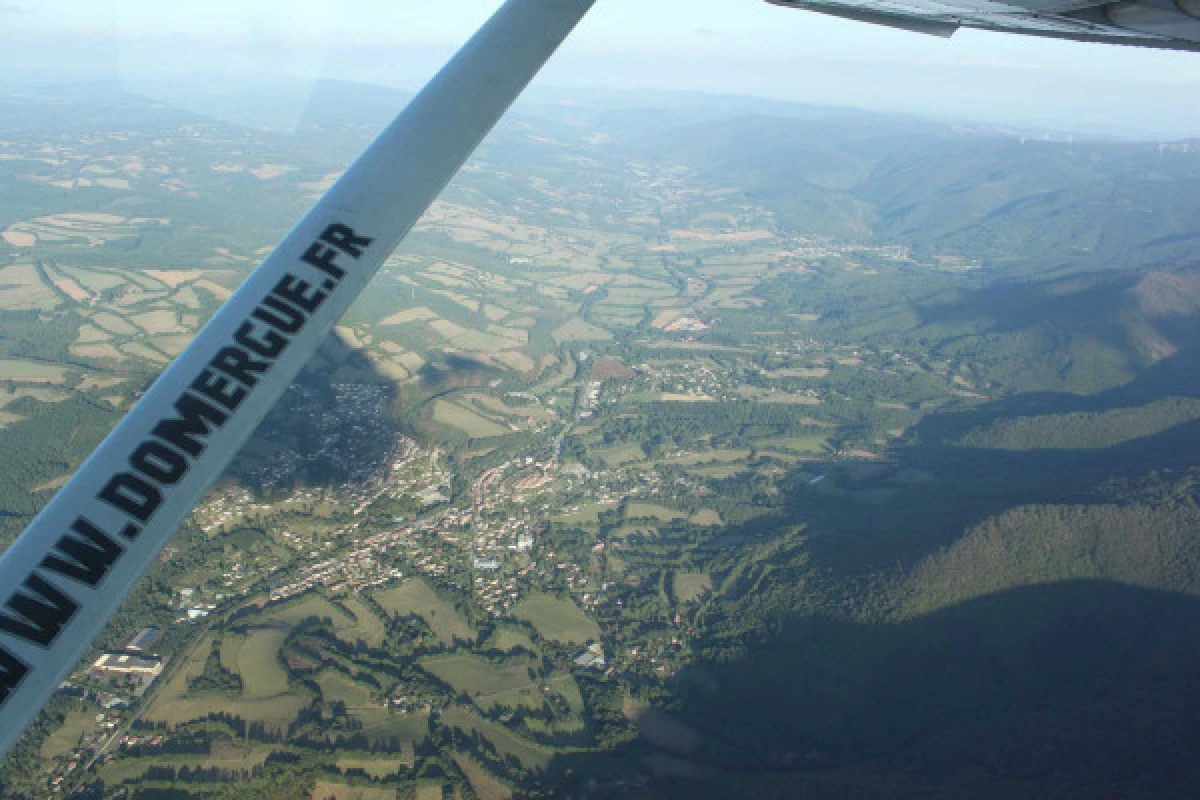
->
<box><xmin>0</xmin><ymin>0</ymin><xmax>595</xmax><ymax>758</ymax></box>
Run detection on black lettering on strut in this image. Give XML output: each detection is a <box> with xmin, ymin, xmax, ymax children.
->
<box><xmin>233</xmin><ymin>321</ymin><xmax>288</xmax><ymax>360</ymax></box>
<box><xmin>98</xmin><ymin>473</ymin><xmax>162</xmax><ymax>523</ymax></box>
<box><xmin>191</xmin><ymin>370</ymin><xmax>247</xmax><ymax>412</ymax></box>
<box><xmin>301</xmin><ymin>242</ymin><xmax>345</xmax><ymax>280</ymax></box>
<box><xmin>130</xmin><ymin>441</ymin><xmax>189</xmax><ymax>486</ymax></box>
<box><xmin>41</xmin><ymin>518</ymin><xmax>125</xmax><ymax>587</ymax></box>
<box><xmin>320</xmin><ymin>224</ymin><xmax>373</xmax><ymax>258</ymax></box>
<box><xmin>0</xmin><ymin>574</ymin><xmax>78</xmax><ymax>647</ymax></box>
<box><xmin>210</xmin><ymin>347</ymin><xmax>270</xmax><ymax>389</ymax></box>
<box><xmin>152</xmin><ymin>393</ymin><xmax>229</xmax><ymax>457</ymax></box>
<box><xmin>253</xmin><ymin>295</ymin><xmax>306</xmax><ymax>334</ymax></box>
<box><xmin>272</xmin><ymin>274</ymin><xmax>326</xmax><ymax>313</ymax></box>
<box><xmin>0</xmin><ymin>646</ymin><xmax>29</xmax><ymax>705</ymax></box>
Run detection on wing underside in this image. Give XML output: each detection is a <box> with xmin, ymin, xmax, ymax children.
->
<box><xmin>767</xmin><ymin>0</ymin><xmax>1200</xmax><ymax>51</ymax></box>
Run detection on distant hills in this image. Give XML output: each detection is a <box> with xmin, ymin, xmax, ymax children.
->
<box><xmin>616</xmin><ymin>111</ymin><xmax>1200</xmax><ymax>275</ymax></box>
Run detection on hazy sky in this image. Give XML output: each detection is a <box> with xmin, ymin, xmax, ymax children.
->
<box><xmin>3</xmin><ymin>0</ymin><xmax>1199</xmax><ymax>138</ymax></box>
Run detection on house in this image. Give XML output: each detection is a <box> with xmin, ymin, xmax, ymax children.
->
<box><xmin>573</xmin><ymin>642</ymin><xmax>607</xmax><ymax>670</ymax></box>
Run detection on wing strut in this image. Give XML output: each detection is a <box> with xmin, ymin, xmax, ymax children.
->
<box><xmin>0</xmin><ymin>0</ymin><xmax>595</xmax><ymax>758</ymax></box>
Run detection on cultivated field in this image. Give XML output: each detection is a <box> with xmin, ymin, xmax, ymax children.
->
<box><xmin>512</xmin><ymin>594</ymin><xmax>599</xmax><ymax>644</ymax></box>
<box><xmin>373</xmin><ymin>578</ymin><xmax>476</xmax><ymax>644</ymax></box>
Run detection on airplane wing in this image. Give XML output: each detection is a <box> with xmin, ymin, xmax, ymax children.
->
<box><xmin>767</xmin><ymin>0</ymin><xmax>1200</xmax><ymax>51</ymax></box>
<box><xmin>0</xmin><ymin>0</ymin><xmax>596</xmax><ymax>758</ymax></box>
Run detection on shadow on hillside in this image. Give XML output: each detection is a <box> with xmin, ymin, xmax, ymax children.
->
<box><xmin>223</xmin><ymin>329</ymin><xmax>404</xmax><ymax>494</ymax></box>
<box><xmin>773</xmin><ymin>410</ymin><xmax>1200</xmax><ymax>578</ymax></box>
<box><xmin>542</xmin><ymin>580</ymin><xmax>1200</xmax><ymax>799</ymax></box>
<box><xmin>912</xmin><ymin>343</ymin><xmax>1200</xmax><ymax>447</ymax></box>
<box><xmin>415</xmin><ymin>353</ymin><xmax>497</xmax><ymax>391</ymax></box>
<box><xmin>911</xmin><ymin>267</ymin><xmax>1200</xmax><ymax>445</ymax></box>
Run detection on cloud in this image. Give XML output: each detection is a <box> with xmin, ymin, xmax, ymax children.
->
<box><xmin>0</xmin><ymin>3</ymin><xmax>31</xmax><ymax>13</ymax></box>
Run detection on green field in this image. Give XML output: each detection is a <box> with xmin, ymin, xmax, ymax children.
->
<box><xmin>337</xmin><ymin>595</ymin><xmax>389</xmax><ymax>649</ymax></box>
<box><xmin>595</xmin><ymin>443</ymin><xmax>646</xmax><ymax>468</ymax></box>
<box><xmin>626</xmin><ymin>503</ymin><xmax>688</xmax><ymax>522</ymax></box>
<box><xmin>512</xmin><ymin>594</ymin><xmax>600</xmax><ymax>644</ymax></box>
<box><xmin>310</xmin><ymin>781</ymin><xmax>398</xmax><ymax>800</ymax></box>
<box><xmin>336</xmin><ymin>755</ymin><xmax>411</xmax><ymax>778</ymax></box>
<box><xmin>147</xmin><ymin>628</ymin><xmax>307</xmax><ymax>731</ymax></box>
<box><xmin>757</xmin><ymin>434</ymin><xmax>832</xmax><ymax>454</ymax></box>
<box><xmin>553</xmin><ymin>500</ymin><xmax>618</xmax><ymax>525</ymax></box>
<box><xmin>673</xmin><ymin>572</ymin><xmax>713</xmax><ymax>603</ymax></box>
<box><xmin>420</xmin><ymin>654</ymin><xmax>534</xmax><ymax>707</ymax></box>
<box><xmin>317</xmin><ymin>670</ymin><xmax>378</xmax><ymax>707</ymax></box>
<box><xmin>39</xmin><ymin>712</ymin><xmax>99</xmax><ymax>759</ymax></box>
<box><xmin>353</xmin><ymin>707</ymin><xmax>431</xmax><ymax>746</ymax></box>
<box><xmin>433</xmin><ymin>399</ymin><xmax>512</xmax><ymax>438</ymax></box>
<box><xmin>454</xmin><ymin>754</ymin><xmax>514</xmax><ymax>800</ymax></box>
<box><xmin>439</xmin><ymin>708</ymin><xmax>552</xmax><ymax>772</ymax></box>
<box><xmin>552</xmin><ymin>319</ymin><xmax>613</xmax><ymax>343</ymax></box>
<box><xmin>662</xmin><ymin>448</ymin><xmax>751</xmax><ymax>466</ymax></box>
<box><xmin>373</xmin><ymin>578</ymin><xmax>476</xmax><ymax>644</ymax></box>
<box><xmin>258</xmin><ymin>594</ymin><xmax>355</xmax><ymax>628</ymax></box>
<box><xmin>486</xmin><ymin>627</ymin><xmax>536</xmax><ymax>653</ymax></box>
<box><xmin>97</xmin><ymin>744</ymin><xmax>279</xmax><ymax>787</ymax></box>
<box><xmin>0</xmin><ymin>359</ymin><xmax>69</xmax><ymax>383</ymax></box>
<box><xmin>229</xmin><ymin>627</ymin><xmax>290</xmax><ymax>697</ymax></box>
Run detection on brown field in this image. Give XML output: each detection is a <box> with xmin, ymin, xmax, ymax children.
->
<box><xmin>431</xmin><ymin>289</ymin><xmax>480</xmax><ymax>311</ymax></box>
<box><xmin>660</xmin><ymin>392</ymin><xmax>713</xmax><ymax>402</ymax></box>
<box><xmin>670</xmin><ymin>228</ymin><xmax>774</xmax><ymax>242</ymax></box>
<box><xmin>1</xmin><ymin>230</ymin><xmax>35</xmax><ymax>247</ymax></box>
<box><xmin>766</xmin><ymin>367</ymin><xmax>831</xmax><ymax>379</ymax></box>
<box><xmin>0</xmin><ymin>263</ymin><xmax>57</xmax><ymax>309</ymax></box>
<box><xmin>132</xmin><ymin>309</ymin><xmax>179</xmax><ymax>334</ymax></box>
<box><xmin>71</xmin><ymin>342</ymin><xmax>123</xmax><ymax>360</ymax></box>
<box><xmin>50</xmin><ymin>275</ymin><xmax>90</xmax><ymax>302</ymax></box>
<box><xmin>95</xmin><ymin>177</ymin><xmax>131</xmax><ymax>189</ymax></box>
<box><xmin>650</xmin><ymin>309</ymin><xmax>686</xmax><ymax>329</ymax></box>
<box><xmin>153</xmin><ymin>334</ymin><xmax>195</xmax><ymax>356</ymax></box>
<box><xmin>430</xmin><ymin>318</ymin><xmax>469</xmax><ymax>339</ymax></box>
<box><xmin>31</xmin><ymin>473</ymin><xmax>70</xmax><ymax>492</ymax></box>
<box><xmin>249</xmin><ymin>164</ymin><xmax>294</xmax><ymax>180</ymax></box>
<box><xmin>488</xmin><ymin>351</ymin><xmax>535</xmax><ymax>373</ymax></box>
<box><xmin>482</xmin><ymin>303</ymin><xmax>510</xmax><ymax>321</ymax></box>
<box><xmin>78</xmin><ymin>374</ymin><xmax>125</xmax><ymax>390</ymax></box>
<box><xmin>591</xmin><ymin>357</ymin><xmax>636</xmax><ymax>380</ymax></box>
<box><xmin>0</xmin><ymin>387</ymin><xmax>69</xmax><ymax>406</ymax></box>
<box><xmin>144</xmin><ymin>269</ymin><xmax>206</xmax><ymax>287</ymax></box>
<box><xmin>121</xmin><ymin>342</ymin><xmax>168</xmax><ymax>363</ymax></box>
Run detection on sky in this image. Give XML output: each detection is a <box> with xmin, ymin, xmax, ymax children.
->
<box><xmin>2</xmin><ymin>0</ymin><xmax>1199</xmax><ymax>138</ymax></box>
